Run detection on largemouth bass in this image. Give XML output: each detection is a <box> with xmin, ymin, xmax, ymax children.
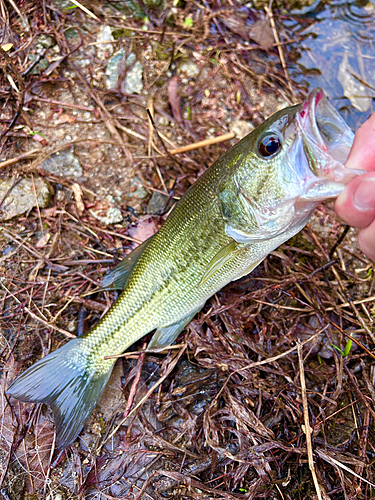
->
<box><xmin>7</xmin><ymin>88</ymin><xmax>359</xmax><ymax>449</ymax></box>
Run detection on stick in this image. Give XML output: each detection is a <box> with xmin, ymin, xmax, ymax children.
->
<box><xmin>169</xmin><ymin>132</ymin><xmax>235</xmax><ymax>154</ymax></box>
<box><xmin>298</xmin><ymin>342</ymin><xmax>323</xmax><ymax>500</ymax></box>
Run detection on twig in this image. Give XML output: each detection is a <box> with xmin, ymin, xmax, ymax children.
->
<box><xmin>0</xmin><ymin>149</ymin><xmax>41</xmax><ymax>169</ymax></box>
<box><xmin>316</xmin><ymin>448</ymin><xmax>375</xmax><ymax>489</ymax></box>
<box><xmin>0</xmin><ymin>282</ymin><xmax>75</xmax><ymax>338</ymax></box>
<box><xmin>297</xmin><ymin>342</ymin><xmax>323</xmax><ymax>500</ymax></box>
<box><xmin>98</xmin><ymin>344</ymin><xmax>187</xmax><ymax>452</ymax></box>
<box><xmin>68</xmin><ymin>0</ymin><xmax>99</xmax><ymax>20</ymax></box>
<box><xmin>264</xmin><ymin>5</ymin><xmax>296</xmax><ymax>100</ymax></box>
<box><xmin>169</xmin><ymin>132</ymin><xmax>235</xmax><ymax>154</ymax></box>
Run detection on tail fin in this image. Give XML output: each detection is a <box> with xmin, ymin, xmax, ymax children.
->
<box><xmin>7</xmin><ymin>338</ymin><xmax>114</xmax><ymax>449</ymax></box>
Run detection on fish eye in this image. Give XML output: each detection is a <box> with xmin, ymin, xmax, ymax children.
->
<box><xmin>258</xmin><ymin>134</ymin><xmax>282</xmax><ymax>157</ymax></box>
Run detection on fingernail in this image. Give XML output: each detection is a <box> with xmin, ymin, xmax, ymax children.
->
<box><xmin>353</xmin><ymin>177</ymin><xmax>375</xmax><ymax>211</ymax></box>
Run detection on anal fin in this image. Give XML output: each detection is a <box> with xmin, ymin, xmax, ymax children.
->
<box><xmin>148</xmin><ymin>307</ymin><xmax>202</xmax><ymax>349</ymax></box>
<box><xmin>234</xmin><ymin>257</ymin><xmax>265</xmax><ymax>280</ymax></box>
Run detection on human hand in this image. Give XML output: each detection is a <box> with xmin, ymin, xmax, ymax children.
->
<box><xmin>335</xmin><ymin>112</ymin><xmax>375</xmax><ymax>260</ymax></box>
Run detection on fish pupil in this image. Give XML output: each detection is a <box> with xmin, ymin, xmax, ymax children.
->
<box><xmin>258</xmin><ymin>135</ymin><xmax>281</xmax><ymax>157</ymax></box>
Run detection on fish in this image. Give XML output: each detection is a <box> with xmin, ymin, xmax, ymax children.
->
<box><xmin>7</xmin><ymin>88</ymin><xmax>360</xmax><ymax>449</ymax></box>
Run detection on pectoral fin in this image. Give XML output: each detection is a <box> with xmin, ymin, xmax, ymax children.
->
<box><xmin>100</xmin><ymin>236</ymin><xmax>153</xmax><ymax>291</ymax></box>
<box><xmin>199</xmin><ymin>240</ymin><xmax>239</xmax><ymax>287</ymax></box>
<box><xmin>148</xmin><ymin>307</ymin><xmax>202</xmax><ymax>349</ymax></box>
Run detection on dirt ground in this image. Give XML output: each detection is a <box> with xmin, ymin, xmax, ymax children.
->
<box><xmin>0</xmin><ymin>1</ymin><xmax>375</xmax><ymax>499</ymax></box>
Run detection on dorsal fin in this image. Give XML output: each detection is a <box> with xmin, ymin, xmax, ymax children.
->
<box><xmin>100</xmin><ymin>236</ymin><xmax>153</xmax><ymax>291</ymax></box>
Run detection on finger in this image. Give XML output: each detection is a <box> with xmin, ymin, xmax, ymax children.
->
<box><xmin>346</xmin><ymin>112</ymin><xmax>375</xmax><ymax>172</ymax></box>
<box><xmin>335</xmin><ymin>172</ymin><xmax>375</xmax><ymax>228</ymax></box>
<box><xmin>358</xmin><ymin>219</ymin><xmax>375</xmax><ymax>260</ymax></box>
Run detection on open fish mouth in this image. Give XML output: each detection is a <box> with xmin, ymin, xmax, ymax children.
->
<box><xmin>297</xmin><ymin>88</ymin><xmax>362</xmax><ymax>184</ymax></box>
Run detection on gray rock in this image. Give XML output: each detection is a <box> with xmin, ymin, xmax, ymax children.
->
<box><xmin>124</xmin><ymin>53</ymin><xmax>143</xmax><ymax>94</ymax></box>
<box><xmin>0</xmin><ymin>177</ymin><xmax>51</xmax><ymax>221</ymax></box>
<box><xmin>146</xmin><ymin>191</ymin><xmax>168</xmax><ymax>215</ymax></box>
<box><xmin>41</xmin><ymin>147</ymin><xmax>83</xmax><ymax>178</ymax></box>
<box><xmin>106</xmin><ymin>50</ymin><xmax>143</xmax><ymax>93</ymax></box>
<box><xmin>106</xmin><ymin>48</ymin><xmax>126</xmax><ymax>89</ymax></box>
<box><xmin>178</xmin><ymin>61</ymin><xmax>200</xmax><ymax>78</ymax></box>
<box><xmin>89</xmin><ymin>195</ymin><xmax>123</xmax><ymax>225</ymax></box>
<box><xmin>96</xmin><ymin>26</ymin><xmax>114</xmax><ymax>59</ymax></box>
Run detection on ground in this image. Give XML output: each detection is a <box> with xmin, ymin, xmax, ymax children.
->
<box><xmin>0</xmin><ymin>1</ymin><xmax>375</xmax><ymax>499</ymax></box>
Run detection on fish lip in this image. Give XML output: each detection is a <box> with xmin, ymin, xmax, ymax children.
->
<box><xmin>298</xmin><ymin>87</ymin><xmax>327</xmax><ymax>153</ymax></box>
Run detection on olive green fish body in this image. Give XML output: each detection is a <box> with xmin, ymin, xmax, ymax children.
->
<box><xmin>7</xmin><ymin>89</ymin><xmax>359</xmax><ymax>448</ymax></box>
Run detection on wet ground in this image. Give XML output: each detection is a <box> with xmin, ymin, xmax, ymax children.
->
<box><xmin>0</xmin><ymin>1</ymin><xmax>375</xmax><ymax>499</ymax></box>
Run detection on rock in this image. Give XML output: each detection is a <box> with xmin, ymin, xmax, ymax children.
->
<box><xmin>106</xmin><ymin>51</ymin><xmax>144</xmax><ymax>94</ymax></box>
<box><xmin>41</xmin><ymin>147</ymin><xmax>83</xmax><ymax>178</ymax></box>
<box><xmin>96</xmin><ymin>26</ymin><xmax>115</xmax><ymax>59</ymax></box>
<box><xmin>106</xmin><ymin>49</ymin><xmax>126</xmax><ymax>89</ymax></box>
<box><xmin>230</xmin><ymin>119</ymin><xmax>254</xmax><ymax>139</ymax></box>
<box><xmin>178</xmin><ymin>61</ymin><xmax>200</xmax><ymax>79</ymax></box>
<box><xmin>0</xmin><ymin>177</ymin><xmax>51</xmax><ymax>221</ymax></box>
<box><xmin>89</xmin><ymin>195</ymin><xmax>123</xmax><ymax>225</ymax></box>
<box><xmin>123</xmin><ymin>53</ymin><xmax>144</xmax><ymax>94</ymax></box>
<box><xmin>146</xmin><ymin>191</ymin><xmax>168</xmax><ymax>215</ymax></box>
<box><xmin>128</xmin><ymin>177</ymin><xmax>148</xmax><ymax>199</ymax></box>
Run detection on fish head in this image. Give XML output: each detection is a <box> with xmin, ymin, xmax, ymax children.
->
<box><xmin>218</xmin><ymin>88</ymin><xmax>360</xmax><ymax>244</ymax></box>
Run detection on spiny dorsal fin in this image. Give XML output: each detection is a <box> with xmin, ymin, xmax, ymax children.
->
<box><xmin>100</xmin><ymin>236</ymin><xmax>153</xmax><ymax>291</ymax></box>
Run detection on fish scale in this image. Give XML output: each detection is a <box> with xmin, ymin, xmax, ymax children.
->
<box><xmin>7</xmin><ymin>88</ymin><xmax>358</xmax><ymax>448</ymax></box>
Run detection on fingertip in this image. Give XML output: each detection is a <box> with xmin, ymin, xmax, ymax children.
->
<box><xmin>358</xmin><ymin>224</ymin><xmax>375</xmax><ymax>261</ymax></box>
<box><xmin>335</xmin><ymin>173</ymin><xmax>375</xmax><ymax>228</ymax></box>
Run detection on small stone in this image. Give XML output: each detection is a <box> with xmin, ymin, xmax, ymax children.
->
<box><xmin>89</xmin><ymin>195</ymin><xmax>123</xmax><ymax>225</ymax></box>
<box><xmin>230</xmin><ymin>119</ymin><xmax>254</xmax><ymax>139</ymax></box>
<box><xmin>146</xmin><ymin>191</ymin><xmax>168</xmax><ymax>214</ymax></box>
<box><xmin>41</xmin><ymin>147</ymin><xmax>83</xmax><ymax>178</ymax></box>
<box><xmin>123</xmin><ymin>53</ymin><xmax>143</xmax><ymax>94</ymax></box>
<box><xmin>178</xmin><ymin>61</ymin><xmax>200</xmax><ymax>78</ymax></box>
<box><xmin>106</xmin><ymin>49</ymin><xmax>126</xmax><ymax>89</ymax></box>
<box><xmin>96</xmin><ymin>26</ymin><xmax>114</xmax><ymax>59</ymax></box>
<box><xmin>128</xmin><ymin>177</ymin><xmax>148</xmax><ymax>199</ymax></box>
<box><xmin>0</xmin><ymin>177</ymin><xmax>52</xmax><ymax>221</ymax></box>
<box><xmin>36</xmin><ymin>34</ymin><xmax>56</xmax><ymax>49</ymax></box>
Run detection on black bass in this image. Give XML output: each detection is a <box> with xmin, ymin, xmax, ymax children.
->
<box><xmin>7</xmin><ymin>88</ymin><xmax>359</xmax><ymax>448</ymax></box>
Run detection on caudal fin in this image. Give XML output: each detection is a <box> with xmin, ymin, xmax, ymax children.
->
<box><xmin>7</xmin><ymin>338</ymin><xmax>114</xmax><ymax>449</ymax></box>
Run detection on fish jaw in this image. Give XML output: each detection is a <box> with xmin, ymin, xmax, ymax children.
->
<box><xmin>297</xmin><ymin>88</ymin><xmax>362</xmax><ymax>202</ymax></box>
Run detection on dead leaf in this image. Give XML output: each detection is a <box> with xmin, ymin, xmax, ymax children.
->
<box><xmin>168</xmin><ymin>76</ymin><xmax>182</xmax><ymax>123</ymax></box>
<box><xmin>36</xmin><ymin>232</ymin><xmax>51</xmax><ymax>248</ymax></box>
<box><xmin>55</xmin><ymin>113</ymin><xmax>76</xmax><ymax>125</ymax></box>
<box><xmin>71</xmin><ymin>182</ymin><xmax>85</xmax><ymax>216</ymax></box>
<box><xmin>128</xmin><ymin>217</ymin><xmax>157</xmax><ymax>242</ymax></box>
<box><xmin>219</xmin><ymin>13</ymin><xmax>250</xmax><ymax>40</ymax></box>
<box><xmin>31</xmin><ymin>133</ymin><xmax>48</xmax><ymax>146</ymax></box>
<box><xmin>1</xmin><ymin>43</ymin><xmax>13</xmax><ymax>52</ymax></box>
<box><xmin>249</xmin><ymin>19</ymin><xmax>274</xmax><ymax>51</ymax></box>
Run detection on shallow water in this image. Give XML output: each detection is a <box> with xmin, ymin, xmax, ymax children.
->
<box><xmin>287</xmin><ymin>0</ymin><xmax>375</xmax><ymax>130</ymax></box>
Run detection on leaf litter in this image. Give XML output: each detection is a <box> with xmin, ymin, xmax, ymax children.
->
<box><xmin>0</xmin><ymin>1</ymin><xmax>374</xmax><ymax>499</ymax></box>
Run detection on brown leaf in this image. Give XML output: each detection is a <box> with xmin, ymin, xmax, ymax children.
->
<box><xmin>128</xmin><ymin>217</ymin><xmax>158</xmax><ymax>242</ymax></box>
<box><xmin>249</xmin><ymin>19</ymin><xmax>274</xmax><ymax>51</ymax></box>
<box><xmin>36</xmin><ymin>232</ymin><xmax>50</xmax><ymax>248</ymax></box>
<box><xmin>168</xmin><ymin>76</ymin><xmax>182</xmax><ymax>123</ymax></box>
<box><xmin>0</xmin><ymin>360</ymin><xmax>18</xmax><ymax>488</ymax></box>
<box><xmin>71</xmin><ymin>182</ymin><xmax>85</xmax><ymax>216</ymax></box>
<box><xmin>55</xmin><ymin>113</ymin><xmax>76</xmax><ymax>125</ymax></box>
<box><xmin>219</xmin><ymin>13</ymin><xmax>250</xmax><ymax>40</ymax></box>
